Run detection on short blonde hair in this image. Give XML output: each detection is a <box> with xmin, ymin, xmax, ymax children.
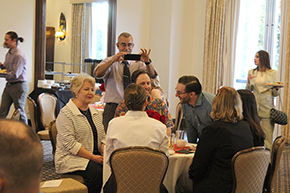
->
<box><xmin>210</xmin><ymin>86</ymin><xmax>243</xmax><ymax>123</ymax></box>
<box><xmin>70</xmin><ymin>73</ymin><xmax>96</xmax><ymax>98</ymax></box>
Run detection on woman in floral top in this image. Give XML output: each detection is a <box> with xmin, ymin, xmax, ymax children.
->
<box><xmin>114</xmin><ymin>70</ymin><xmax>173</xmax><ymax>135</ymax></box>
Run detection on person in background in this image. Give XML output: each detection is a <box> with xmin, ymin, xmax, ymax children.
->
<box><xmin>0</xmin><ymin>31</ymin><xmax>29</xmax><ymax>124</ymax></box>
<box><xmin>246</xmin><ymin>50</ymin><xmax>281</xmax><ymax>150</ymax></box>
<box><xmin>151</xmin><ymin>76</ymin><xmax>169</xmax><ymax>107</ymax></box>
<box><xmin>94</xmin><ymin>32</ymin><xmax>157</xmax><ymax>132</ymax></box>
<box><xmin>175</xmin><ymin>75</ymin><xmax>214</xmax><ymax>143</ymax></box>
<box><xmin>0</xmin><ymin>119</ymin><xmax>43</xmax><ymax>193</ymax></box>
<box><xmin>55</xmin><ymin>74</ymin><xmax>106</xmax><ymax>193</ymax></box>
<box><xmin>238</xmin><ymin>89</ymin><xmax>265</xmax><ymax>146</ymax></box>
<box><xmin>176</xmin><ymin>86</ymin><xmax>254</xmax><ymax>193</ymax></box>
<box><xmin>114</xmin><ymin>69</ymin><xmax>173</xmax><ymax>135</ymax></box>
<box><xmin>104</xmin><ymin>84</ymin><xmax>168</xmax><ymax>193</ymax></box>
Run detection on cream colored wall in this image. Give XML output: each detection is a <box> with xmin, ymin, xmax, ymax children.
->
<box><xmin>0</xmin><ymin>0</ymin><xmax>35</xmax><ymax>117</ymax></box>
<box><xmin>46</xmin><ymin>0</ymin><xmax>72</xmax><ymax>81</ymax></box>
<box><xmin>117</xmin><ymin>0</ymin><xmax>207</xmax><ymax>116</ymax></box>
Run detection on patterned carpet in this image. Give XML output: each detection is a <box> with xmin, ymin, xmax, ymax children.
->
<box><xmin>41</xmin><ymin>141</ymin><xmax>290</xmax><ymax>192</ymax></box>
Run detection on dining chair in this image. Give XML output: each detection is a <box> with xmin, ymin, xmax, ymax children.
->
<box><xmin>232</xmin><ymin>146</ymin><xmax>270</xmax><ymax>193</ymax></box>
<box><xmin>38</xmin><ymin>93</ymin><xmax>57</xmax><ymax>134</ymax></box>
<box><xmin>27</xmin><ymin>96</ymin><xmax>50</xmax><ymax>140</ymax></box>
<box><xmin>110</xmin><ymin>146</ymin><xmax>169</xmax><ymax>193</ymax></box>
<box><xmin>48</xmin><ymin>120</ymin><xmax>85</xmax><ymax>184</ymax></box>
<box><xmin>173</xmin><ymin>102</ymin><xmax>185</xmax><ymax>137</ymax></box>
<box><xmin>40</xmin><ymin>178</ymin><xmax>88</xmax><ymax>193</ymax></box>
<box><xmin>263</xmin><ymin>136</ymin><xmax>286</xmax><ymax>193</ymax></box>
<box><xmin>10</xmin><ymin>108</ymin><xmax>20</xmax><ymax>121</ymax></box>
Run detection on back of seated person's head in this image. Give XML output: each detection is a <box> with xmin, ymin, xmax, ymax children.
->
<box><xmin>178</xmin><ymin>75</ymin><xmax>202</xmax><ymax>95</ymax></box>
<box><xmin>124</xmin><ymin>84</ymin><xmax>147</xmax><ymax>111</ymax></box>
<box><xmin>0</xmin><ymin>119</ymin><xmax>43</xmax><ymax>193</ymax></box>
<box><xmin>131</xmin><ymin>70</ymin><xmax>151</xmax><ymax>83</ymax></box>
<box><xmin>211</xmin><ymin>86</ymin><xmax>243</xmax><ymax>123</ymax></box>
<box><xmin>237</xmin><ymin>89</ymin><xmax>265</xmax><ymax>141</ymax></box>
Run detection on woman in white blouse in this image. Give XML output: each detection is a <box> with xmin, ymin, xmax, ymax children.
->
<box><xmin>246</xmin><ymin>50</ymin><xmax>280</xmax><ymax>150</ymax></box>
<box><xmin>55</xmin><ymin>73</ymin><xmax>106</xmax><ymax>193</ymax></box>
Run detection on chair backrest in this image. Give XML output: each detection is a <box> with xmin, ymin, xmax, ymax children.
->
<box><xmin>10</xmin><ymin>108</ymin><xmax>20</xmax><ymax>121</ymax></box>
<box><xmin>232</xmin><ymin>146</ymin><xmax>270</xmax><ymax>193</ymax></box>
<box><xmin>264</xmin><ymin>136</ymin><xmax>286</xmax><ymax>192</ymax></box>
<box><xmin>48</xmin><ymin>120</ymin><xmax>57</xmax><ymax>154</ymax></box>
<box><xmin>110</xmin><ymin>146</ymin><xmax>169</xmax><ymax>193</ymax></box>
<box><xmin>27</xmin><ymin>96</ymin><xmax>38</xmax><ymax>132</ymax></box>
<box><xmin>173</xmin><ymin>102</ymin><xmax>185</xmax><ymax>133</ymax></box>
<box><xmin>38</xmin><ymin>93</ymin><xmax>57</xmax><ymax>128</ymax></box>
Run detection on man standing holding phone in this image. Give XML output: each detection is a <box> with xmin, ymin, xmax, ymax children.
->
<box><xmin>94</xmin><ymin>32</ymin><xmax>157</xmax><ymax>132</ymax></box>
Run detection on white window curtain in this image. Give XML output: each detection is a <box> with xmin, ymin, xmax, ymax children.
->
<box><xmin>202</xmin><ymin>0</ymin><xmax>228</xmax><ymax>94</ymax></box>
<box><xmin>222</xmin><ymin>0</ymin><xmax>240</xmax><ymax>87</ymax></box>
<box><xmin>71</xmin><ymin>3</ymin><xmax>86</xmax><ymax>73</ymax></box>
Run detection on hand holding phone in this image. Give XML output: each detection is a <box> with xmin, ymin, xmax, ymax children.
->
<box><xmin>124</xmin><ymin>54</ymin><xmax>141</xmax><ymax>61</ymax></box>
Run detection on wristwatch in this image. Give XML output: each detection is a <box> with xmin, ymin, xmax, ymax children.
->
<box><xmin>145</xmin><ymin>59</ymin><xmax>152</xmax><ymax>65</ymax></box>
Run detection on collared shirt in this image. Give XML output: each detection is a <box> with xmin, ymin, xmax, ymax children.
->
<box><xmin>182</xmin><ymin>91</ymin><xmax>215</xmax><ymax>143</ymax></box>
<box><xmin>114</xmin><ymin>96</ymin><xmax>174</xmax><ymax>128</ymax></box>
<box><xmin>3</xmin><ymin>46</ymin><xmax>27</xmax><ymax>82</ymax></box>
<box><xmin>106</xmin><ymin>110</ymin><xmax>169</xmax><ymax>165</ymax></box>
<box><xmin>94</xmin><ymin>56</ymin><xmax>157</xmax><ymax>104</ymax></box>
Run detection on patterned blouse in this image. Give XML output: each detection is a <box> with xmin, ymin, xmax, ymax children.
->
<box><xmin>114</xmin><ymin>96</ymin><xmax>173</xmax><ymax>128</ymax></box>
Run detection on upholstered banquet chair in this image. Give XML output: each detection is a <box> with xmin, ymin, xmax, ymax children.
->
<box><xmin>40</xmin><ymin>178</ymin><xmax>88</xmax><ymax>193</ymax></box>
<box><xmin>173</xmin><ymin>102</ymin><xmax>185</xmax><ymax>137</ymax></box>
<box><xmin>27</xmin><ymin>96</ymin><xmax>50</xmax><ymax>140</ymax></box>
<box><xmin>232</xmin><ymin>146</ymin><xmax>270</xmax><ymax>193</ymax></box>
<box><xmin>263</xmin><ymin>136</ymin><xmax>286</xmax><ymax>193</ymax></box>
<box><xmin>110</xmin><ymin>146</ymin><xmax>169</xmax><ymax>193</ymax></box>
<box><xmin>37</xmin><ymin>93</ymin><xmax>57</xmax><ymax>140</ymax></box>
<box><xmin>47</xmin><ymin>119</ymin><xmax>85</xmax><ymax>183</ymax></box>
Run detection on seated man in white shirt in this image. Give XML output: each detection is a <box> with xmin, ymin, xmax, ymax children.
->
<box><xmin>104</xmin><ymin>83</ymin><xmax>168</xmax><ymax>193</ymax></box>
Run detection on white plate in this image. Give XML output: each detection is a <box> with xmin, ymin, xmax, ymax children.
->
<box><xmin>266</xmin><ymin>83</ymin><xmax>284</xmax><ymax>87</ymax></box>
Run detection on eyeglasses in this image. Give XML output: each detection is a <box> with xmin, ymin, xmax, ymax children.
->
<box><xmin>119</xmin><ymin>43</ymin><xmax>133</xmax><ymax>48</ymax></box>
<box><xmin>175</xmin><ymin>88</ymin><xmax>188</xmax><ymax>96</ymax></box>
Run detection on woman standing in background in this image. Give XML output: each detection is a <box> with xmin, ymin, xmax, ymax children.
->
<box><xmin>246</xmin><ymin>50</ymin><xmax>280</xmax><ymax>150</ymax></box>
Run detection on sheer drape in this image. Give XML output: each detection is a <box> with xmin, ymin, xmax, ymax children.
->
<box><xmin>281</xmin><ymin>0</ymin><xmax>290</xmax><ymax>143</ymax></box>
<box><xmin>222</xmin><ymin>0</ymin><xmax>240</xmax><ymax>87</ymax></box>
<box><xmin>71</xmin><ymin>3</ymin><xmax>86</xmax><ymax>73</ymax></box>
<box><xmin>203</xmin><ymin>0</ymin><xmax>228</xmax><ymax>94</ymax></box>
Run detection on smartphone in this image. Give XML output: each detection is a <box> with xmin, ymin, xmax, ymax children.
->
<box><xmin>124</xmin><ymin>54</ymin><xmax>141</xmax><ymax>61</ymax></box>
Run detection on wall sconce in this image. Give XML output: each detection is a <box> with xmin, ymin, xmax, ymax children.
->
<box><xmin>55</xmin><ymin>12</ymin><xmax>66</xmax><ymax>41</ymax></box>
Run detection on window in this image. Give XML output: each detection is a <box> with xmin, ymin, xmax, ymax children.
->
<box><xmin>233</xmin><ymin>0</ymin><xmax>281</xmax><ymax>89</ymax></box>
<box><xmin>90</xmin><ymin>1</ymin><xmax>109</xmax><ymax>60</ymax></box>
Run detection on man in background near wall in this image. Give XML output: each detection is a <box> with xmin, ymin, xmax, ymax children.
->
<box><xmin>0</xmin><ymin>119</ymin><xmax>43</xmax><ymax>193</ymax></box>
<box><xmin>0</xmin><ymin>31</ymin><xmax>29</xmax><ymax>124</ymax></box>
<box><xmin>175</xmin><ymin>75</ymin><xmax>214</xmax><ymax>143</ymax></box>
<box><xmin>94</xmin><ymin>32</ymin><xmax>157</xmax><ymax>132</ymax></box>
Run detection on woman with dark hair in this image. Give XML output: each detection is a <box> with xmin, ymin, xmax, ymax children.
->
<box><xmin>176</xmin><ymin>87</ymin><xmax>253</xmax><ymax>193</ymax></box>
<box><xmin>104</xmin><ymin>83</ymin><xmax>168</xmax><ymax>193</ymax></box>
<box><xmin>238</xmin><ymin>89</ymin><xmax>265</xmax><ymax>146</ymax></box>
<box><xmin>0</xmin><ymin>31</ymin><xmax>29</xmax><ymax>124</ymax></box>
<box><xmin>246</xmin><ymin>50</ymin><xmax>281</xmax><ymax>150</ymax></box>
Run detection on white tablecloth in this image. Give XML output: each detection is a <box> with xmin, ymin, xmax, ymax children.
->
<box><xmin>102</xmin><ymin>146</ymin><xmax>194</xmax><ymax>193</ymax></box>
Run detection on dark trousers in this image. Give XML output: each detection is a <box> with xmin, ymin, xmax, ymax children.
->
<box><xmin>68</xmin><ymin>160</ymin><xmax>103</xmax><ymax>193</ymax></box>
<box><xmin>103</xmin><ymin>103</ymin><xmax>118</xmax><ymax>133</ymax></box>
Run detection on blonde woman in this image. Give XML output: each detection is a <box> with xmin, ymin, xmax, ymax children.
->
<box><xmin>55</xmin><ymin>73</ymin><xmax>106</xmax><ymax>193</ymax></box>
<box><xmin>176</xmin><ymin>87</ymin><xmax>254</xmax><ymax>193</ymax></box>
